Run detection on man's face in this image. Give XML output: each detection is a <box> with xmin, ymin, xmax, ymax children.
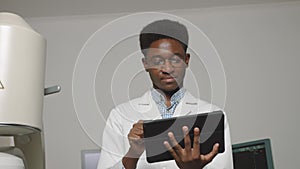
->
<box><xmin>142</xmin><ymin>38</ymin><xmax>190</xmax><ymax>92</ymax></box>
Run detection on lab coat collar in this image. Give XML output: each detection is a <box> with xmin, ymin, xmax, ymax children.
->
<box><xmin>134</xmin><ymin>89</ymin><xmax>205</xmax><ymax>119</ymax></box>
<box><xmin>173</xmin><ymin>90</ymin><xmax>200</xmax><ymax>117</ymax></box>
<box><xmin>132</xmin><ymin>91</ymin><xmax>161</xmax><ymax>120</ymax></box>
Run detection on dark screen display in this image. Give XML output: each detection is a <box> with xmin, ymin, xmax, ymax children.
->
<box><xmin>233</xmin><ymin>144</ymin><xmax>268</xmax><ymax>169</ymax></box>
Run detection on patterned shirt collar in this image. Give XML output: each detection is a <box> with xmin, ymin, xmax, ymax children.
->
<box><xmin>151</xmin><ymin>88</ymin><xmax>186</xmax><ymax>118</ymax></box>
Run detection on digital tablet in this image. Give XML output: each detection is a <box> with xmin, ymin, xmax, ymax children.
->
<box><xmin>143</xmin><ymin>110</ymin><xmax>224</xmax><ymax>163</ymax></box>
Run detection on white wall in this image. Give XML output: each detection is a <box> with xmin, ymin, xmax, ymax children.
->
<box><xmin>27</xmin><ymin>2</ymin><xmax>300</xmax><ymax>169</ymax></box>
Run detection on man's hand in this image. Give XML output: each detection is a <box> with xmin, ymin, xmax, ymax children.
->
<box><xmin>122</xmin><ymin>120</ymin><xmax>145</xmax><ymax>169</ymax></box>
<box><xmin>164</xmin><ymin>126</ymin><xmax>219</xmax><ymax>169</ymax></box>
<box><xmin>127</xmin><ymin>120</ymin><xmax>145</xmax><ymax>157</ymax></box>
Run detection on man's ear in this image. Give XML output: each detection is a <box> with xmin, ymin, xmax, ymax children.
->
<box><xmin>185</xmin><ymin>53</ymin><xmax>190</xmax><ymax>67</ymax></box>
<box><xmin>142</xmin><ymin>57</ymin><xmax>149</xmax><ymax>72</ymax></box>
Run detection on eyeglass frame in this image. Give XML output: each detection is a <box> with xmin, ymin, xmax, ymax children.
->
<box><xmin>145</xmin><ymin>53</ymin><xmax>188</xmax><ymax>68</ymax></box>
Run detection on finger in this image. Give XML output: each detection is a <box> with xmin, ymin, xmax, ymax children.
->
<box><xmin>128</xmin><ymin>129</ymin><xmax>143</xmax><ymax>140</ymax></box>
<box><xmin>164</xmin><ymin>141</ymin><xmax>180</xmax><ymax>162</ymax></box>
<box><xmin>128</xmin><ymin>133</ymin><xmax>139</xmax><ymax>140</ymax></box>
<box><xmin>210</xmin><ymin>143</ymin><xmax>219</xmax><ymax>156</ymax></box>
<box><xmin>132</xmin><ymin>127</ymin><xmax>143</xmax><ymax>135</ymax></box>
<box><xmin>183</xmin><ymin>126</ymin><xmax>191</xmax><ymax>153</ymax></box>
<box><xmin>128</xmin><ymin>127</ymin><xmax>144</xmax><ymax>144</ymax></box>
<box><xmin>192</xmin><ymin>127</ymin><xmax>200</xmax><ymax>159</ymax></box>
<box><xmin>137</xmin><ymin>129</ymin><xmax>144</xmax><ymax>138</ymax></box>
<box><xmin>202</xmin><ymin>143</ymin><xmax>219</xmax><ymax>164</ymax></box>
<box><xmin>129</xmin><ymin>136</ymin><xmax>144</xmax><ymax>144</ymax></box>
<box><xmin>133</xmin><ymin>121</ymin><xmax>144</xmax><ymax>130</ymax></box>
<box><xmin>168</xmin><ymin>132</ymin><xmax>182</xmax><ymax>153</ymax></box>
<box><xmin>132</xmin><ymin>121</ymin><xmax>144</xmax><ymax>137</ymax></box>
<box><xmin>129</xmin><ymin>127</ymin><xmax>142</xmax><ymax>137</ymax></box>
<box><xmin>137</xmin><ymin>120</ymin><xmax>144</xmax><ymax>128</ymax></box>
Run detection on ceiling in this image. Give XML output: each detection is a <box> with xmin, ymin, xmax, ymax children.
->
<box><xmin>1</xmin><ymin>0</ymin><xmax>300</xmax><ymax>18</ymax></box>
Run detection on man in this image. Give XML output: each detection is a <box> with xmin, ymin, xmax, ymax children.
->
<box><xmin>98</xmin><ymin>19</ymin><xmax>233</xmax><ymax>169</ymax></box>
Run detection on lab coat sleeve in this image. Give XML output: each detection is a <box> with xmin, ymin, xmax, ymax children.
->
<box><xmin>97</xmin><ymin>108</ymin><xmax>127</xmax><ymax>169</ymax></box>
<box><xmin>204</xmin><ymin>111</ymin><xmax>234</xmax><ymax>169</ymax></box>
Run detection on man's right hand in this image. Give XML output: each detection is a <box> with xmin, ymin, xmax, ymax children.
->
<box><xmin>122</xmin><ymin>120</ymin><xmax>145</xmax><ymax>169</ymax></box>
<box><xmin>127</xmin><ymin>120</ymin><xmax>145</xmax><ymax>157</ymax></box>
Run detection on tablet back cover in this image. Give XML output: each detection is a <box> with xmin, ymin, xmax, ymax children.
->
<box><xmin>143</xmin><ymin>111</ymin><xmax>224</xmax><ymax>163</ymax></box>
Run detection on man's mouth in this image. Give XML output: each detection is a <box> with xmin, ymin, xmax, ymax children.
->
<box><xmin>161</xmin><ymin>76</ymin><xmax>176</xmax><ymax>83</ymax></box>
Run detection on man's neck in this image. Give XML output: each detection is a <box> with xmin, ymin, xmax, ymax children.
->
<box><xmin>153</xmin><ymin>86</ymin><xmax>181</xmax><ymax>107</ymax></box>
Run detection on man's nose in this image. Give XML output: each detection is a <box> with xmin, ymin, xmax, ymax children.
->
<box><xmin>161</xmin><ymin>60</ymin><xmax>174</xmax><ymax>73</ymax></box>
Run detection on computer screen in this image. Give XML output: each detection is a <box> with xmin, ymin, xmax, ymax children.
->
<box><xmin>81</xmin><ymin>149</ymin><xmax>101</xmax><ymax>169</ymax></box>
<box><xmin>232</xmin><ymin>138</ymin><xmax>274</xmax><ymax>169</ymax></box>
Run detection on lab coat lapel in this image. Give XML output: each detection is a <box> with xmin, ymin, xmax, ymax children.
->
<box><xmin>135</xmin><ymin>90</ymin><xmax>161</xmax><ymax>120</ymax></box>
<box><xmin>173</xmin><ymin>91</ymin><xmax>199</xmax><ymax>117</ymax></box>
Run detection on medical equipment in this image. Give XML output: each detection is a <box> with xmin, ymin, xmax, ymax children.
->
<box><xmin>0</xmin><ymin>12</ymin><xmax>60</xmax><ymax>169</ymax></box>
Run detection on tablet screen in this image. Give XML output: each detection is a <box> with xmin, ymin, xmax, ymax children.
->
<box><xmin>143</xmin><ymin>111</ymin><xmax>224</xmax><ymax>163</ymax></box>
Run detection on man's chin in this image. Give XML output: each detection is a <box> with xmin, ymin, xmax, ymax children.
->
<box><xmin>159</xmin><ymin>85</ymin><xmax>180</xmax><ymax>93</ymax></box>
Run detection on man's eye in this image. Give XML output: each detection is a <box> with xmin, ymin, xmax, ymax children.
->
<box><xmin>170</xmin><ymin>58</ymin><xmax>181</xmax><ymax>63</ymax></box>
<box><xmin>170</xmin><ymin>55</ymin><xmax>183</xmax><ymax>63</ymax></box>
<box><xmin>152</xmin><ymin>58</ymin><xmax>164</xmax><ymax>65</ymax></box>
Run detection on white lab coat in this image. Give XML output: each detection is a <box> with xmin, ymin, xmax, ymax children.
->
<box><xmin>97</xmin><ymin>90</ymin><xmax>233</xmax><ymax>169</ymax></box>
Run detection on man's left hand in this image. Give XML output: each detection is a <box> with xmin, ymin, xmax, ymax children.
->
<box><xmin>164</xmin><ymin>126</ymin><xmax>219</xmax><ymax>169</ymax></box>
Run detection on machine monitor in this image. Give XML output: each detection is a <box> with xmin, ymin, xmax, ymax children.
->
<box><xmin>232</xmin><ymin>138</ymin><xmax>274</xmax><ymax>169</ymax></box>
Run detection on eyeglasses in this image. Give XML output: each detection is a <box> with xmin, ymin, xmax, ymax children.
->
<box><xmin>147</xmin><ymin>55</ymin><xmax>187</xmax><ymax>68</ymax></box>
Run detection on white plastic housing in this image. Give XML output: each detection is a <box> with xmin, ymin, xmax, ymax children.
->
<box><xmin>0</xmin><ymin>12</ymin><xmax>46</xmax><ymax>135</ymax></box>
<box><xmin>0</xmin><ymin>152</ymin><xmax>25</xmax><ymax>169</ymax></box>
